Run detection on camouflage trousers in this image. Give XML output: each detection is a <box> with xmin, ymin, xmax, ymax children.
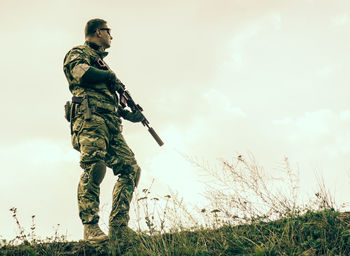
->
<box><xmin>71</xmin><ymin>112</ymin><xmax>141</xmax><ymax>229</ymax></box>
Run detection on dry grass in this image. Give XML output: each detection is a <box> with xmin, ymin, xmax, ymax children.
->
<box><xmin>1</xmin><ymin>155</ymin><xmax>349</xmax><ymax>255</ymax></box>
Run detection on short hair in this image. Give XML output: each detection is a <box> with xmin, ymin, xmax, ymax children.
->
<box><xmin>85</xmin><ymin>18</ymin><xmax>107</xmax><ymax>37</ymax></box>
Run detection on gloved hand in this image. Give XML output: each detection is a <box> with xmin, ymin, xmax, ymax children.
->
<box><xmin>81</xmin><ymin>67</ymin><xmax>124</xmax><ymax>92</ymax></box>
<box><xmin>118</xmin><ymin>108</ymin><xmax>145</xmax><ymax>123</ymax></box>
<box><xmin>107</xmin><ymin>71</ymin><xmax>125</xmax><ymax>93</ymax></box>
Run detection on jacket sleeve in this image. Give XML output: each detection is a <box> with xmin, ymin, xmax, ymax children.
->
<box><xmin>63</xmin><ymin>48</ymin><xmax>91</xmax><ymax>85</ymax></box>
<box><xmin>64</xmin><ymin>47</ymin><xmax>116</xmax><ymax>89</ymax></box>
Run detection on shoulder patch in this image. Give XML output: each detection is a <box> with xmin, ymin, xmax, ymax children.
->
<box><xmin>65</xmin><ymin>47</ymin><xmax>86</xmax><ymax>64</ymax></box>
<box><xmin>64</xmin><ymin>45</ymin><xmax>92</xmax><ymax>66</ymax></box>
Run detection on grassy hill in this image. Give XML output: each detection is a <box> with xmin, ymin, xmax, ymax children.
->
<box><xmin>1</xmin><ymin>209</ymin><xmax>349</xmax><ymax>255</ymax></box>
<box><xmin>2</xmin><ymin>156</ymin><xmax>349</xmax><ymax>255</ymax></box>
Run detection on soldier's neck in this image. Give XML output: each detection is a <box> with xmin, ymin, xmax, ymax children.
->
<box><xmin>85</xmin><ymin>38</ymin><xmax>105</xmax><ymax>51</ymax></box>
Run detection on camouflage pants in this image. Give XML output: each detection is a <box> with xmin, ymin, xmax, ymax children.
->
<box><xmin>71</xmin><ymin>113</ymin><xmax>141</xmax><ymax>228</ymax></box>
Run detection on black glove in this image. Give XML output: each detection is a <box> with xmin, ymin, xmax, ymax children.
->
<box><xmin>118</xmin><ymin>108</ymin><xmax>145</xmax><ymax>123</ymax></box>
<box><xmin>106</xmin><ymin>72</ymin><xmax>125</xmax><ymax>93</ymax></box>
<box><xmin>81</xmin><ymin>66</ymin><xmax>125</xmax><ymax>92</ymax></box>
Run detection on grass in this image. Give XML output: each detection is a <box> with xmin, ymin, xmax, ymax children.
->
<box><xmin>1</xmin><ymin>155</ymin><xmax>349</xmax><ymax>255</ymax></box>
<box><xmin>1</xmin><ymin>209</ymin><xmax>349</xmax><ymax>255</ymax></box>
<box><xmin>137</xmin><ymin>209</ymin><xmax>350</xmax><ymax>255</ymax></box>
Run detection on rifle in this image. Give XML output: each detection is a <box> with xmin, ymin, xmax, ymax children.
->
<box><xmin>92</xmin><ymin>56</ymin><xmax>163</xmax><ymax>146</ymax></box>
<box><xmin>117</xmin><ymin>86</ymin><xmax>164</xmax><ymax>147</ymax></box>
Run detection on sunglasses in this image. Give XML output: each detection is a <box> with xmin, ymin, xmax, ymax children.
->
<box><xmin>99</xmin><ymin>28</ymin><xmax>111</xmax><ymax>36</ymax></box>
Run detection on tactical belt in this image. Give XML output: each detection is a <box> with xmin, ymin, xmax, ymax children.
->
<box><xmin>69</xmin><ymin>96</ymin><xmax>122</xmax><ymax>135</ymax></box>
<box><xmin>71</xmin><ymin>96</ymin><xmax>117</xmax><ymax>115</ymax></box>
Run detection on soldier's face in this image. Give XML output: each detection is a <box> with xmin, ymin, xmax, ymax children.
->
<box><xmin>97</xmin><ymin>24</ymin><xmax>113</xmax><ymax>49</ymax></box>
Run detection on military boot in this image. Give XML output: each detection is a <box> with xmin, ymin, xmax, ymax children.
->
<box><xmin>84</xmin><ymin>223</ymin><xmax>109</xmax><ymax>242</ymax></box>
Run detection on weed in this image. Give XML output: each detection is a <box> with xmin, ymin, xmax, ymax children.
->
<box><xmin>1</xmin><ymin>156</ymin><xmax>349</xmax><ymax>255</ymax></box>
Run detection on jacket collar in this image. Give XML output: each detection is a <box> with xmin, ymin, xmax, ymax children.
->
<box><xmin>85</xmin><ymin>41</ymin><xmax>108</xmax><ymax>58</ymax></box>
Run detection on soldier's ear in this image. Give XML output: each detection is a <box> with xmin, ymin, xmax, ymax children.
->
<box><xmin>95</xmin><ymin>28</ymin><xmax>102</xmax><ymax>38</ymax></box>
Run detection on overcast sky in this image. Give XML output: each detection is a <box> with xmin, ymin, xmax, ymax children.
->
<box><xmin>0</xmin><ymin>0</ymin><xmax>349</xmax><ymax>241</ymax></box>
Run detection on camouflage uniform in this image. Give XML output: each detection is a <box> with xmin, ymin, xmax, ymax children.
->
<box><xmin>63</xmin><ymin>41</ymin><xmax>141</xmax><ymax>230</ymax></box>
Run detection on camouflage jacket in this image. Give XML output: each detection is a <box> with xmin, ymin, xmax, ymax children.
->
<box><xmin>63</xmin><ymin>41</ymin><xmax>117</xmax><ymax>112</ymax></box>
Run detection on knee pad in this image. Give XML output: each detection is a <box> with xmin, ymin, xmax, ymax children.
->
<box><xmin>114</xmin><ymin>163</ymin><xmax>141</xmax><ymax>188</ymax></box>
<box><xmin>90</xmin><ymin>161</ymin><xmax>106</xmax><ymax>185</ymax></box>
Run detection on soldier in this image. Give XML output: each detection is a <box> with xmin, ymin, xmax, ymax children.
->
<box><xmin>63</xmin><ymin>18</ymin><xmax>143</xmax><ymax>243</ymax></box>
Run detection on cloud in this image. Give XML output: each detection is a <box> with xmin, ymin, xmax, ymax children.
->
<box><xmin>272</xmin><ymin>117</ymin><xmax>293</xmax><ymax>126</ymax></box>
<box><xmin>225</xmin><ymin>12</ymin><xmax>281</xmax><ymax>71</ymax></box>
<box><xmin>273</xmin><ymin>109</ymin><xmax>350</xmax><ymax>157</ymax></box>
<box><xmin>147</xmin><ymin>147</ymin><xmax>206</xmax><ymax>201</ymax></box>
<box><xmin>340</xmin><ymin>110</ymin><xmax>350</xmax><ymax>121</ymax></box>
<box><xmin>271</xmin><ymin>109</ymin><xmax>350</xmax><ymax>203</ymax></box>
<box><xmin>203</xmin><ymin>89</ymin><xmax>246</xmax><ymax>118</ymax></box>
<box><xmin>330</xmin><ymin>14</ymin><xmax>349</xmax><ymax>27</ymax></box>
<box><xmin>316</xmin><ymin>65</ymin><xmax>336</xmax><ymax>78</ymax></box>
<box><xmin>294</xmin><ymin>110</ymin><xmax>333</xmax><ymax>137</ymax></box>
<box><xmin>0</xmin><ymin>138</ymin><xmax>83</xmax><ymax>240</ymax></box>
<box><xmin>0</xmin><ymin>139</ymin><xmax>76</xmax><ymax>166</ymax></box>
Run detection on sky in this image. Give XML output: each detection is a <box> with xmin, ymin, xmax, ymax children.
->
<box><xmin>0</xmin><ymin>0</ymin><xmax>349</xmax><ymax>241</ymax></box>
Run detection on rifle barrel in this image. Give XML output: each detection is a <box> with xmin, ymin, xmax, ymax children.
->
<box><xmin>119</xmin><ymin>90</ymin><xmax>164</xmax><ymax>146</ymax></box>
<box><xmin>148</xmin><ymin>127</ymin><xmax>164</xmax><ymax>146</ymax></box>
